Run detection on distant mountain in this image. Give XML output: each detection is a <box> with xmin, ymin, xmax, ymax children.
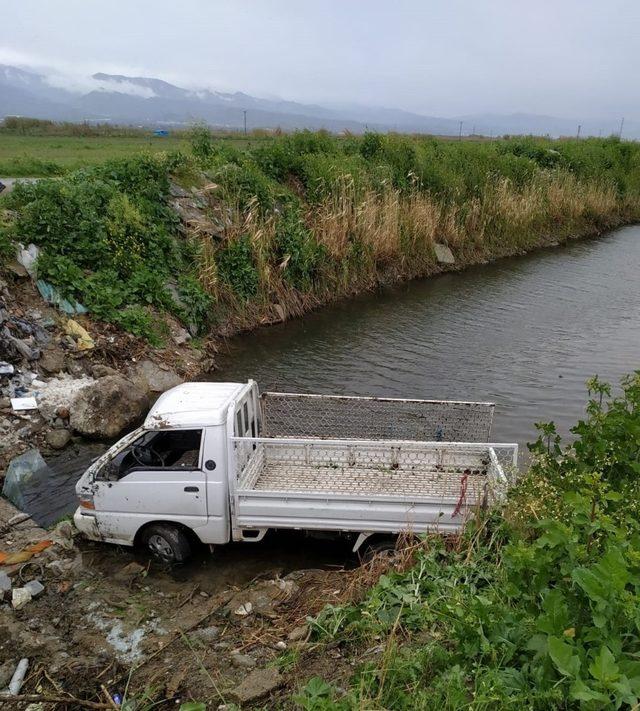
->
<box><xmin>0</xmin><ymin>64</ymin><xmax>636</xmax><ymax>138</ymax></box>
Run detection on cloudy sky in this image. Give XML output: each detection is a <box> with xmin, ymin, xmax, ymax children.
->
<box><xmin>1</xmin><ymin>0</ymin><xmax>638</xmax><ymax>120</ymax></box>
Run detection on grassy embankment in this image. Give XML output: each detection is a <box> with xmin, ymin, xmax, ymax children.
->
<box><xmin>1</xmin><ymin>128</ymin><xmax>639</xmax><ymax>344</ymax></box>
<box><xmin>289</xmin><ymin>374</ymin><xmax>640</xmax><ymax>709</ymax></box>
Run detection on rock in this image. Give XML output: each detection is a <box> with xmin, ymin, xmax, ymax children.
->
<box><xmin>114</xmin><ymin>561</ymin><xmax>146</xmax><ymax>581</ymax></box>
<box><xmin>233</xmin><ymin>602</ymin><xmax>253</xmax><ymax>617</ymax></box>
<box><xmin>69</xmin><ymin>376</ymin><xmax>148</xmax><ymax>439</ymax></box>
<box><xmin>288</xmin><ymin>625</ymin><xmax>309</xmax><ymax>642</ymax></box>
<box><xmin>274</xmin><ymin>641</ymin><xmax>287</xmax><ymax>650</ymax></box>
<box><xmin>12</xmin><ymin>587</ymin><xmax>32</xmax><ymax>610</ymax></box>
<box><xmin>129</xmin><ymin>360</ymin><xmax>182</xmax><ymax>395</ymax></box>
<box><xmin>23</xmin><ymin>580</ymin><xmax>44</xmax><ymax>598</ymax></box>
<box><xmin>45</xmin><ymin>429</ymin><xmax>71</xmax><ymax>450</ymax></box>
<box><xmin>0</xmin><ymin>397</ymin><xmax>10</xmax><ymax>410</ymax></box>
<box><xmin>56</xmin><ymin>406</ymin><xmax>70</xmax><ymax>419</ymax></box>
<box><xmin>39</xmin><ymin>348</ymin><xmax>65</xmax><ymax>375</ymax></box>
<box><xmin>229</xmin><ymin>668</ymin><xmax>282</xmax><ymax>704</ymax></box>
<box><xmin>0</xmin><ymin>571</ymin><xmax>11</xmax><ymax>597</ymax></box>
<box><xmin>172</xmin><ymin>327</ymin><xmax>191</xmax><ymax>346</ymax></box>
<box><xmin>0</xmin><ymin>660</ymin><xmax>15</xmax><ymax>688</ymax></box>
<box><xmin>230</xmin><ymin>652</ymin><xmax>257</xmax><ymax>669</ymax></box>
<box><xmin>191</xmin><ymin>625</ymin><xmax>220</xmax><ymax>642</ymax></box>
<box><xmin>91</xmin><ymin>364</ymin><xmax>119</xmax><ymax>379</ymax></box>
<box><xmin>433</xmin><ymin>243</ymin><xmax>455</xmax><ymax>265</ymax></box>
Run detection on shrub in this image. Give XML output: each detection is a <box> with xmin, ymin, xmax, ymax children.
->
<box><xmin>273</xmin><ymin>212</ymin><xmax>325</xmax><ymax>289</ymax></box>
<box><xmin>216</xmin><ymin>234</ymin><xmax>259</xmax><ymax>300</ymax></box>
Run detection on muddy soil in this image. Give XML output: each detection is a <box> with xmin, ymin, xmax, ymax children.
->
<box><xmin>0</xmin><ymin>522</ymin><xmax>383</xmax><ymax>709</ymax></box>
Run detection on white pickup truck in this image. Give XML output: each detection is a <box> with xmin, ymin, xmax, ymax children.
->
<box><xmin>74</xmin><ymin>381</ymin><xmax>517</xmax><ymax>564</ymax></box>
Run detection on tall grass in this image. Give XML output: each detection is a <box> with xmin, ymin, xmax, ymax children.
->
<box><xmin>3</xmin><ymin>132</ymin><xmax>639</xmax><ymax>340</ymax></box>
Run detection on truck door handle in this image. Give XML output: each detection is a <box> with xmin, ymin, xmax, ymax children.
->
<box><xmin>184</xmin><ymin>486</ymin><xmax>199</xmax><ymax>492</ymax></box>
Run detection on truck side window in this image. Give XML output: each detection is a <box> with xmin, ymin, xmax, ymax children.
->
<box><xmin>236</xmin><ymin>411</ymin><xmax>243</xmax><ymax>436</ymax></box>
<box><xmin>108</xmin><ymin>429</ymin><xmax>203</xmax><ymax>479</ymax></box>
<box><xmin>243</xmin><ymin>403</ymin><xmax>249</xmax><ymax>434</ymax></box>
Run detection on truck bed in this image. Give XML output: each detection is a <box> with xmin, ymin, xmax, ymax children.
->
<box><xmin>230</xmin><ymin>437</ymin><xmax>517</xmax><ymax>537</ymax></box>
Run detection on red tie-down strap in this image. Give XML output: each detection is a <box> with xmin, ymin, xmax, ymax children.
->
<box><xmin>452</xmin><ymin>469</ymin><xmax>471</xmax><ymax>517</ymax></box>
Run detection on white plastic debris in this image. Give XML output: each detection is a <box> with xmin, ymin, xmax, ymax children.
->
<box><xmin>10</xmin><ymin>397</ymin><xmax>38</xmax><ymax>411</ymax></box>
<box><xmin>7</xmin><ymin>658</ymin><xmax>29</xmax><ymax>695</ymax></box>
<box><xmin>0</xmin><ymin>362</ymin><xmax>14</xmax><ymax>376</ymax></box>
<box><xmin>11</xmin><ymin>588</ymin><xmax>32</xmax><ymax>610</ymax></box>
<box><xmin>16</xmin><ymin>243</ymin><xmax>39</xmax><ymax>277</ymax></box>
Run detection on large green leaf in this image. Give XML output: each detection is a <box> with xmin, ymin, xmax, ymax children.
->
<box><xmin>548</xmin><ymin>636</ymin><xmax>581</xmax><ymax>678</ymax></box>
<box><xmin>589</xmin><ymin>646</ymin><xmax>620</xmax><ymax>685</ymax></box>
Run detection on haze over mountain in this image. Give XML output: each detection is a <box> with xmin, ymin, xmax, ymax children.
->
<box><xmin>0</xmin><ymin>64</ymin><xmax>636</xmax><ymax>139</ymax></box>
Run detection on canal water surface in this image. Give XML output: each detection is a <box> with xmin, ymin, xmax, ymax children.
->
<box><xmin>212</xmin><ymin>225</ymin><xmax>640</xmax><ymax>448</ymax></box>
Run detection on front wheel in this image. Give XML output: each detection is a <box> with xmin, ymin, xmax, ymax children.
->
<box><xmin>141</xmin><ymin>524</ymin><xmax>192</xmax><ymax>565</ymax></box>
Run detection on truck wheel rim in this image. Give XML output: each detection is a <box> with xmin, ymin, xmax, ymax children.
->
<box><xmin>148</xmin><ymin>534</ymin><xmax>174</xmax><ymax>562</ymax></box>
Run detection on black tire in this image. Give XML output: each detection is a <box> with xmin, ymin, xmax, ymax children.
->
<box><xmin>141</xmin><ymin>524</ymin><xmax>192</xmax><ymax>565</ymax></box>
<box><xmin>359</xmin><ymin>538</ymin><xmax>398</xmax><ymax>564</ymax></box>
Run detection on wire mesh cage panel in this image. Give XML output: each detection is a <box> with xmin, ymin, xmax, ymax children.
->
<box><xmin>233</xmin><ymin>437</ymin><xmax>516</xmax><ymax>503</ymax></box>
<box><xmin>261</xmin><ymin>392</ymin><xmax>495</xmax><ymax>443</ymax></box>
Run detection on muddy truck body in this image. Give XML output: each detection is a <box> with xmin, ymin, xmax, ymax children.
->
<box><xmin>74</xmin><ymin>381</ymin><xmax>517</xmax><ymax>563</ymax></box>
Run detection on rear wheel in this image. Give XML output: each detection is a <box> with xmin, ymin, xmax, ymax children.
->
<box><xmin>141</xmin><ymin>524</ymin><xmax>191</xmax><ymax>565</ymax></box>
<box><xmin>360</xmin><ymin>538</ymin><xmax>398</xmax><ymax>564</ymax></box>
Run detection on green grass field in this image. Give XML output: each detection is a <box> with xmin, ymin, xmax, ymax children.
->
<box><xmin>0</xmin><ymin>129</ymin><xmax>283</xmax><ymax>177</ymax></box>
<box><xmin>0</xmin><ymin>134</ymin><xmax>190</xmax><ymax>176</ymax></box>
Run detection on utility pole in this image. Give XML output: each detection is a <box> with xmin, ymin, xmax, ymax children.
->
<box><xmin>576</xmin><ymin>124</ymin><xmax>581</xmax><ymax>139</ymax></box>
<box><xmin>243</xmin><ymin>110</ymin><xmax>247</xmax><ymax>135</ymax></box>
<box><xmin>472</xmin><ymin>124</ymin><xmax>476</xmax><ymax>136</ymax></box>
<box><xmin>458</xmin><ymin>121</ymin><xmax>463</xmax><ymax>140</ymax></box>
<box><xmin>619</xmin><ymin>117</ymin><xmax>625</xmax><ymax>138</ymax></box>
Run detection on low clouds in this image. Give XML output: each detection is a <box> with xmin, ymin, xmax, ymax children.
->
<box><xmin>0</xmin><ymin>0</ymin><xmax>638</xmax><ymax>120</ymax></box>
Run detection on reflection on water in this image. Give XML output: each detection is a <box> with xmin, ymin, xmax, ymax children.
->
<box><xmin>212</xmin><ymin>226</ymin><xmax>640</xmax><ymax>448</ymax></box>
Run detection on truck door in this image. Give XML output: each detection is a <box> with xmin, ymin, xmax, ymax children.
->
<box><xmin>91</xmin><ymin>428</ymin><xmax>207</xmax><ymax>544</ymax></box>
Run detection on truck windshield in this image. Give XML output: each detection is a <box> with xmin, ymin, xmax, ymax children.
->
<box><xmin>103</xmin><ymin>429</ymin><xmax>203</xmax><ymax>479</ymax></box>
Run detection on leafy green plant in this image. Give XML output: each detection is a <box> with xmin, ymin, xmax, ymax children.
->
<box><xmin>217</xmin><ymin>234</ymin><xmax>259</xmax><ymax>300</ymax></box>
<box><xmin>296</xmin><ymin>374</ymin><xmax>640</xmax><ymax>709</ymax></box>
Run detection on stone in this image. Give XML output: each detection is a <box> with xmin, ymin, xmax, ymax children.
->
<box><xmin>69</xmin><ymin>375</ymin><xmax>148</xmax><ymax>439</ymax></box>
<box><xmin>229</xmin><ymin>668</ymin><xmax>282</xmax><ymax>704</ymax></box>
<box><xmin>114</xmin><ymin>561</ymin><xmax>146</xmax><ymax>581</ymax></box>
<box><xmin>0</xmin><ymin>660</ymin><xmax>15</xmax><ymax>688</ymax></box>
<box><xmin>91</xmin><ymin>364</ymin><xmax>119</xmax><ymax>379</ymax></box>
<box><xmin>23</xmin><ymin>580</ymin><xmax>44</xmax><ymax>598</ymax></box>
<box><xmin>45</xmin><ymin>429</ymin><xmax>71</xmax><ymax>450</ymax></box>
<box><xmin>0</xmin><ymin>571</ymin><xmax>11</xmax><ymax>597</ymax></box>
<box><xmin>0</xmin><ymin>397</ymin><xmax>10</xmax><ymax>410</ymax></box>
<box><xmin>172</xmin><ymin>327</ymin><xmax>191</xmax><ymax>346</ymax></box>
<box><xmin>274</xmin><ymin>641</ymin><xmax>287</xmax><ymax>650</ymax></box>
<box><xmin>233</xmin><ymin>602</ymin><xmax>253</xmax><ymax>617</ymax></box>
<box><xmin>129</xmin><ymin>359</ymin><xmax>182</xmax><ymax>395</ymax></box>
<box><xmin>56</xmin><ymin>406</ymin><xmax>70</xmax><ymax>420</ymax></box>
<box><xmin>39</xmin><ymin>348</ymin><xmax>65</xmax><ymax>375</ymax></box>
<box><xmin>191</xmin><ymin>625</ymin><xmax>220</xmax><ymax>642</ymax></box>
<box><xmin>288</xmin><ymin>625</ymin><xmax>309</xmax><ymax>642</ymax></box>
<box><xmin>433</xmin><ymin>243</ymin><xmax>455</xmax><ymax>265</ymax></box>
<box><xmin>12</xmin><ymin>587</ymin><xmax>32</xmax><ymax>610</ymax></box>
<box><xmin>230</xmin><ymin>652</ymin><xmax>256</xmax><ymax>669</ymax></box>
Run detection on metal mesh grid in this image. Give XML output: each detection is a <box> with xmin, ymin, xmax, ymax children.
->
<box><xmin>261</xmin><ymin>392</ymin><xmax>495</xmax><ymax>443</ymax></box>
<box><xmin>234</xmin><ymin>437</ymin><xmax>516</xmax><ymax>505</ymax></box>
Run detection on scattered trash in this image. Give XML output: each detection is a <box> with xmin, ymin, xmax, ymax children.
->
<box><xmin>36</xmin><ymin>280</ymin><xmax>88</xmax><ymax>315</ymax></box>
<box><xmin>23</xmin><ymin>579</ymin><xmax>44</xmax><ymax>598</ymax></box>
<box><xmin>2</xmin><ymin>449</ymin><xmax>52</xmax><ymax>509</ymax></box>
<box><xmin>16</xmin><ymin>243</ymin><xmax>39</xmax><ymax>278</ymax></box>
<box><xmin>0</xmin><ymin>539</ymin><xmax>53</xmax><ymax>566</ymax></box>
<box><xmin>7</xmin><ymin>658</ymin><xmax>29</xmax><ymax>695</ymax></box>
<box><xmin>64</xmin><ymin>319</ymin><xmax>94</xmax><ymax>350</ymax></box>
<box><xmin>11</xmin><ymin>587</ymin><xmax>32</xmax><ymax>610</ymax></box>
<box><xmin>0</xmin><ymin>362</ymin><xmax>14</xmax><ymax>376</ymax></box>
<box><xmin>10</xmin><ymin>396</ymin><xmax>38</xmax><ymax>411</ymax></box>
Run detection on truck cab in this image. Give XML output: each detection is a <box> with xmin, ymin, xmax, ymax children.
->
<box><xmin>74</xmin><ymin>380</ymin><xmax>259</xmax><ymax>563</ymax></box>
